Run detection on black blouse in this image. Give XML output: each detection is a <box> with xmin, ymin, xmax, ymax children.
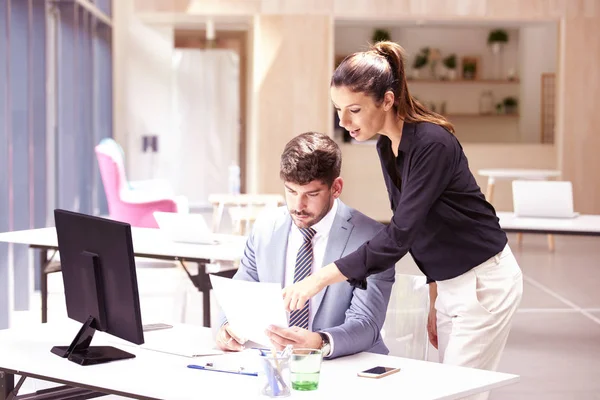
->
<box><xmin>336</xmin><ymin>122</ymin><xmax>507</xmax><ymax>288</ymax></box>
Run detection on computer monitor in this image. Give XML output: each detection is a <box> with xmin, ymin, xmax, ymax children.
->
<box><xmin>52</xmin><ymin>209</ymin><xmax>144</xmax><ymax>366</ymax></box>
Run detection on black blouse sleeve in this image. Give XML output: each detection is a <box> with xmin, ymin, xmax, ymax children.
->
<box><xmin>335</xmin><ymin>142</ymin><xmax>456</xmax><ymax>287</ymax></box>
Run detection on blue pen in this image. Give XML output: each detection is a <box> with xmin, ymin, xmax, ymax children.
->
<box><xmin>187</xmin><ymin>364</ymin><xmax>258</xmax><ymax>377</ymax></box>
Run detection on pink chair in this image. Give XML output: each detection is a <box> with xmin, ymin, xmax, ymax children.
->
<box><xmin>95</xmin><ymin>139</ymin><xmax>188</xmax><ymax>228</ymax></box>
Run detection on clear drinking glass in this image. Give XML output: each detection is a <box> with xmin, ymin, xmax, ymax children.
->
<box><xmin>290</xmin><ymin>348</ymin><xmax>323</xmax><ymax>391</ymax></box>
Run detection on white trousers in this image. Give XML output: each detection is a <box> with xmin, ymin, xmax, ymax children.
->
<box><xmin>435</xmin><ymin>245</ymin><xmax>523</xmax><ymax>400</ymax></box>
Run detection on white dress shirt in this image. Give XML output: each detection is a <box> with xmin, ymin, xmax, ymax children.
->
<box><xmin>284</xmin><ymin>199</ymin><xmax>338</xmax><ymax>330</ymax></box>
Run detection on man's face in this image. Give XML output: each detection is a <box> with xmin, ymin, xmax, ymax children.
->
<box><xmin>284</xmin><ymin>178</ymin><xmax>343</xmax><ymax>229</ymax></box>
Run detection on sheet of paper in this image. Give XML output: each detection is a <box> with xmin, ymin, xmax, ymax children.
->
<box><xmin>210</xmin><ymin>275</ymin><xmax>288</xmax><ymax>347</ymax></box>
<box><xmin>110</xmin><ymin>325</ymin><xmax>224</xmax><ymax>358</ymax></box>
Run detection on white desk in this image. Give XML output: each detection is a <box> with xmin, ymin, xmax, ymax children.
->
<box><xmin>477</xmin><ymin>169</ymin><xmax>561</xmax><ymax>201</ymax></box>
<box><xmin>498</xmin><ymin>212</ymin><xmax>600</xmax><ymax>236</ymax></box>
<box><xmin>478</xmin><ymin>169</ymin><xmax>561</xmax><ymax>250</ymax></box>
<box><xmin>0</xmin><ymin>322</ymin><xmax>519</xmax><ymax>400</ymax></box>
<box><xmin>0</xmin><ymin>228</ymin><xmax>247</xmax><ymax>327</ymax></box>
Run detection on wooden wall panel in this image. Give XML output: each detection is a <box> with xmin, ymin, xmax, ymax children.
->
<box><xmin>557</xmin><ymin>16</ymin><xmax>600</xmax><ymax>213</ymax></box>
<box><xmin>136</xmin><ymin>0</ymin><xmax>599</xmax><ymax>18</ymax></box>
<box><xmin>250</xmin><ymin>15</ymin><xmax>332</xmax><ymax>194</ymax></box>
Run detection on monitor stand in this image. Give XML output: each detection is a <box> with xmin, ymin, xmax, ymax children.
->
<box><xmin>51</xmin><ymin>315</ymin><xmax>136</xmax><ymax>366</ymax></box>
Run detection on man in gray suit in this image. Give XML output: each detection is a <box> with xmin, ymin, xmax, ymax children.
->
<box><xmin>216</xmin><ymin>132</ymin><xmax>395</xmax><ymax>359</ymax></box>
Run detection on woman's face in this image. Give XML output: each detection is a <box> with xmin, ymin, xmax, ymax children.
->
<box><xmin>331</xmin><ymin>85</ymin><xmax>392</xmax><ymax>141</ymax></box>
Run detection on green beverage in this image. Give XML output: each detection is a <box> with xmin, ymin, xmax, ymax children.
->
<box><xmin>291</xmin><ymin>372</ymin><xmax>320</xmax><ymax>391</ymax></box>
<box><xmin>290</xmin><ymin>349</ymin><xmax>322</xmax><ymax>391</ymax></box>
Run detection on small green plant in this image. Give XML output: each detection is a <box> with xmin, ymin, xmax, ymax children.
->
<box><xmin>412</xmin><ymin>48</ymin><xmax>429</xmax><ymax>69</ymax></box>
<box><xmin>503</xmin><ymin>97</ymin><xmax>518</xmax><ymax>107</ymax></box>
<box><xmin>503</xmin><ymin>97</ymin><xmax>518</xmax><ymax>113</ymax></box>
<box><xmin>443</xmin><ymin>54</ymin><xmax>456</xmax><ymax>69</ymax></box>
<box><xmin>413</xmin><ymin>54</ymin><xmax>428</xmax><ymax>69</ymax></box>
<box><xmin>463</xmin><ymin>62</ymin><xmax>476</xmax><ymax>79</ymax></box>
<box><xmin>464</xmin><ymin>63</ymin><xmax>476</xmax><ymax>73</ymax></box>
<box><xmin>488</xmin><ymin>29</ymin><xmax>509</xmax><ymax>44</ymax></box>
<box><xmin>372</xmin><ymin>28</ymin><xmax>391</xmax><ymax>43</ymax></box>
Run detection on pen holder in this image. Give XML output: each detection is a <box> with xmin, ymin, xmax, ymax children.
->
<box><xmin>259</xmin><ymin>354</ymin><xmax>291</xmax><ymax>398</ymax></box>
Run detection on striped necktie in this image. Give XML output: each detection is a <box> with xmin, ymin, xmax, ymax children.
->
<box><xmin>289</xmin><ymin>227</ymin><xmax>316</xmax><ymax>330</ymax></box>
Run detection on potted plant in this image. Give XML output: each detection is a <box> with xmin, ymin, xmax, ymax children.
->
<box><xmin>442</xmin><ymin>54</ymin><xmax>457</xmax><ymax>80</ymax></box>
<box><xmin>488</xmin><ymin>29</ymin><xmax>508</xmax><ymax>54</ymax></box>
<box><xmin>411</xmin><ymin>51</ymin><xmax>428</xmax><ymax>79</ymax></box>
<box><xmin>503</xmin><ymin>97</ymin><xmax>518</xmax><ymax>114</ymax></box>
<box><xmin>463</xmin><ymin>62</ymin><xmax>476</xmax><ymax>80</ymax></box>
<box><xmin>372</xmin><ymin>28</ymin><xmax>391</xmax><ymax>43</ymax></box>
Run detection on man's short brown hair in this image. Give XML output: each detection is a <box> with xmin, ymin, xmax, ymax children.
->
<box><xmin>280</xmin><ymin>132</ymin><xmax>342</xmax><ymax>186</ymax></box>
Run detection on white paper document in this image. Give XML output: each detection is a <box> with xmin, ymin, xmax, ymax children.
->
<box><xmin>110</xmin><ymin>325</ymin><xmax>224</xmax><ymax>358</ymax></box>
<box><xmin>210</xmin><ymin>275</ymin><xmax>288</xmax><ymax>346</ymax></box>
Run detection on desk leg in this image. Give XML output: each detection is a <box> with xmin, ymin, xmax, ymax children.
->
<box><xmin>198</xmin><ymin>264</ymin><xmax>212</xmax><ymax>328</ymax></box>
<box><xmin>203</xmin><ymin>289</ymin><xmax>211</xmax><ymax>328</ymax></box>
<box><xmin>40</xmin><ymin>249</ymin><xmax>48</xmax><ymax>324</ymax></box>
<box><xmin>183</xmin><ymin>261</ymin><xmax>237</xmax><ymax>328</ymax></box>
<box><xmin>199</xmin><ymin>266</ymin><xmax>237</xmax><ymax>328</ymax></box>
<box><xmin>547</xmin><ymin>234</ymin><xmax>555</xmax><ymax>251</ymax></box>
<box><xmin>0</xmin><ymin>371</ymin><xmax>14</xmax><ymax>400</ymax></box>
<box><xmin>485</xmin><ymin>178</ymin><xmax>495</xmax><ymax>203</ymax></box>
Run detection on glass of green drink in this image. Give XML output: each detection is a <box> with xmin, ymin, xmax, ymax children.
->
<box><xmin>290</xmin><ymin>349</ymin><xmax>323</xmax><ymax>391</ymax></box>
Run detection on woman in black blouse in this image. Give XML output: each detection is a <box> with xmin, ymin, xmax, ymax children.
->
<box><xmin>283</xmin><ymin>41</ymin><xmax>523</xmax><ymax>389</ymax></box>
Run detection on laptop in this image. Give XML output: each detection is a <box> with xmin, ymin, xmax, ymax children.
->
<box><xmin>154</xmin><ymin>212</ymin><xmax>219</xmax><ymax>244</ymax></box>
<box><xmin>512</xmin><ymin>180</ymin><xmax>579</xmax><ymax>218</ymax></box>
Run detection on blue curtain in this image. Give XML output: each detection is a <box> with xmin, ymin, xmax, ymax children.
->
<box><xmin>0</xmin><ymin>0</ymin><xmax>113</xmax><ymax>330</ymax></box>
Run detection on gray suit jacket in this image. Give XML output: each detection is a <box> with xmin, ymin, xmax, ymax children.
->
<box><xmin>226</xmin><ymin>200</ymin><xmax>395</xmax><ymax>359</ymax></box>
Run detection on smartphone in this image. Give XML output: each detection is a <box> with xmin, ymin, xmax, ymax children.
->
<box><xmin>357</xmin><ymin>366</ymin><xmax>401</xmax><ymax>379</ymax></box>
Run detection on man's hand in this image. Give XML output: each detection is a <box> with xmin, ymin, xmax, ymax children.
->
<box><xmin>265</xmin><ymin>325</ymin><xmax>322</xmax><ymax>351</ymax></box>
<box><xmin>216</xmin><ymin>323</ymin><xmax>247</xmax><ymax>351</ymax></box>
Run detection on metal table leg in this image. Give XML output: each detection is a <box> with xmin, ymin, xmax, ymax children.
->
<box><xmin>39</xmin><ymin>250</ymin><xmax>48</xmax><ymax>323</ymax></box>
<box><xmin>0</xmin><ymin>371</ymin><xmax>14</xmax><ymax>400</ymax></box>
<box><xmin>178</xmin><ymin>260</ymin><xmax>237</xmax><ymax>328</ymax></box>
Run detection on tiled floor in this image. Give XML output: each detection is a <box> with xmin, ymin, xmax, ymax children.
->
<box><xmin>489</xmin><ymin>234</ymin><xmax>600</xmax><ymax>400</ymax></box>
<box><xmin>6</xmin><ymin>233</ymin><xmax>600</xmax><ymax>399</ymax></box>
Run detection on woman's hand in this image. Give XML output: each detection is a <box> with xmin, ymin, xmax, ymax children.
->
<box><xmin>283</xmin><ymin>263</ymin><xmax>347</xmax><ymax>311</ymax></box>
<box><xmin>282</xmin><ymin>274</ymin><xmax>323</xmax><ymax>311</ymax></box>
<box><xmin>427</xmin><ymin>307</ymin><xmax>438</xmax><ymax>349</ymax></box>
<box><xmin>427</xmin><ymin>282</ymin><xmax>438</xmax><ymax>349</ymax></box>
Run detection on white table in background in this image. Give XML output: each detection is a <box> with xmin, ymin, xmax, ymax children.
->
<box><xmin>497</xmin><ymin>212</ymin><xmax>600</xmax><ymax>237</ymax></box>
<box><xmin>478</xmin><ymin>168</ymin><xmax>561</xmax><ymax>250</ymax></box>
<box><xmin>0</xmin><ymin>228</ymin><xmax>247</xmax><ymax>327</ymax></box>
<box><xmin>0</xmin><ymin>322</ymin><xmax>520</xmax><ymax>400</ymax></box>
<box><xmin>477</xmin><ymin>169</ymin><xmax>561</xmax><ymax>201</ymax></box>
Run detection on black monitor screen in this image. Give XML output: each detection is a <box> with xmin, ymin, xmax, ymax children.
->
<box><xmin>54</xmin><ymin>209</ymin><xmax>144</xmax><ymax>346</ymax></box>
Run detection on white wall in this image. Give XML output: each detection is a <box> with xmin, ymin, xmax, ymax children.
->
<box><xmin>114</xmin><ymin>0</ymin><xmax>174</xmax><ymax>182</ymax></box>
<box><xmin>519</xmin><ymin>23</ymin><xmax>558</xmax><ymax>143</ymax></box>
